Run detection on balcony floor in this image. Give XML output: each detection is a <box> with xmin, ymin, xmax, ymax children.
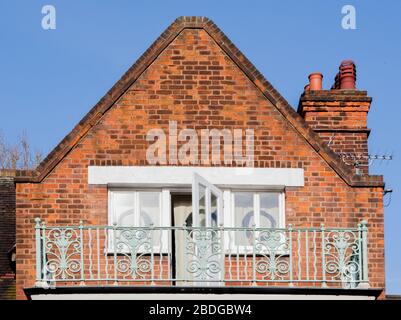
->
<box><xmin>24</xmin><ymin>285</ymin><xmax>382</xmax><ymax>300</ymax></box>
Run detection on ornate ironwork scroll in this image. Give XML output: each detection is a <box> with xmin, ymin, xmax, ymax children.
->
<box><xmin>185</xmin><ymin>229</ymin><xmax>223</xmax><ymax>281</ymax></box>
<box><xmin>44</xmin><ymin>228</ymin><xmax>82</xmax><ymax>280</ymax></box>
<box><xmin>115</xmin><ymin>229</ymin><xmax>152</xmax><ymax>279</ymax></box>
<box><xmin>324</xmin><ymin>230</ymin><xmax>361</xmax><ymax>288</ymax></box>
<box><xmin>254</xmin><ymin>229</ymin><xmax>290</xmax><ymax>280</ymax></box>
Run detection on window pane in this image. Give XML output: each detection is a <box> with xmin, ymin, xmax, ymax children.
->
<box><xmin>259</xmin><ymin>193</ymin><xmax>280</xmax><ymax>228</ymax></box>
<box><xmin>139</xmin><ymin>192</ymin><xmax>161</xmax><ymax>245</ymax></box>
<box><xmin>210</xmin><ymin>192</ymin><xmax>218</xmax><ymax>228</ymax></box>
<box><xmin>198</xmin><ymin>185</ymin><xmax>206</xmax><ymax>227</ymax></box>
<box><xmin>138</xmin><ymin>192</ymin><xmax>161</xmax><ymax>227</ymax></box>
<box><xmin>234</xmin><ymin>192</ymin><xmax>254</xmax><ymax>245</ymax></box>
<box><xmin>114</xmin><ymin>192</ymin><xmax>136</xmax><ymax>226</ymax></box>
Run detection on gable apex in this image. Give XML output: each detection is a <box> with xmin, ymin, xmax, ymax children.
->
<box><xmin>16</xmin><ymin>16</ymin><xmax>383</xmax><ymax>188</ymax></box>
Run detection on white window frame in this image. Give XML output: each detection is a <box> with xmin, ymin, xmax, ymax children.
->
<box><xmin>107</xmin><ymin>187</ymin><xmax>285</xmax><ymax>254</ymax></box>
<box><xmin>223</xmin><ymin>189</ymin><xmax>285</xmax><ymax>254</ymax></box>
<box><xmin>107</xmin><ymin>188</ymin><xmax>170</xmax><ymax>253</ymax></box>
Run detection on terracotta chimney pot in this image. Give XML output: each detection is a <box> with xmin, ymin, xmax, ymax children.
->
<box><xmin>308</xmin><ymin>73</ymin><xmax>323</xmax><ymax>90</ymax></box>
<box><xmin>339</xmin><ymin>60</ymin><xmax>356</xmax><ymax>89</ymax></box>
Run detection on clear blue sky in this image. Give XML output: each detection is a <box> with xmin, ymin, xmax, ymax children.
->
<box><xmin>0</xmin><ymin>0</ymin><xmax>400</xmax><ymax>293</ymax></box>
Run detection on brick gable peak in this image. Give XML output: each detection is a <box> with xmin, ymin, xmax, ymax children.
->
<box><xmin>15</xmin><ymin>16</ymin><xmax>383</xmax><ymax>188</ymax></box>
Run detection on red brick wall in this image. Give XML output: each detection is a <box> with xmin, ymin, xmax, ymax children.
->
<box><xmin>15</xmin><ymin>28</ymin><xmax>384</xmax><ymax>299</ymax></box>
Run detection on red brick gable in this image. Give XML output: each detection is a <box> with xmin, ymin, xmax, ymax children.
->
<box><xmin>15</xmin><ymin>16</ymin><xmax>382</xmax><ymax>187</ymax></box>
<box><xmin>14</xmin><ymin>16</ymin><xmax>385</xmax><ymax>299</ymax></box>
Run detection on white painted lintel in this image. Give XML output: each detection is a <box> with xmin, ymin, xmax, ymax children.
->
<box><xmin>88</xmin><ymin>166</ymin><xmax>304</xmax><ymax>188</ymax></box>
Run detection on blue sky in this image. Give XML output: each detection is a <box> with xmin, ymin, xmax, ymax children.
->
<box><xmin>0</xmin><ymin>0</ymin><xmax>400</xmax><ymax>293</ymax></box>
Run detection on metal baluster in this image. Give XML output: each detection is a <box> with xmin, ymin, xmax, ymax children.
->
<box><xmin>244</xmin><ymin>238</ymin><xmax>248</xmax><ymax>283</ymax></box>
<box><xmin>321</xmin><ymin>224</ymin><xmax>327</xmax><ymax>287</ymax></box>
<box><xmin>96</xmin><ymin>228</ymin><xmax>100</xmax><ymax>280</ymax></box>
<box><xmin>297</xmin><ymin>230</ymin><xmax>301</xmax><ymax>281</ymax></box>
<box><xmin>104</xmin><ymin>228</ymin><xmax>109</xmax><ymax>282</ymax></box>
<box><xmin>219</xmin><ymin>223</ymin><xmax>224</xmax><ymax>285</ymax></box>
<box><xmin>357</xmin><ymin>223</ymin><xmax>362</xmax><ymax>287</ymax></box>
<box><xmin>35</xmin><ymin>218</ymin><xmax>42</xmax><ymax>287</ymax></box>
<box><xmin>288</xmin><ymin>224</ymin><xmax>293</xmax><ymax>286</ymax></box>
<box><xmin>79</xmin><ymin>221</ymin><xmax>85</xmax><ymax>286</ymax></box>
<box><xmin>313</xmin><ymin>230</ymin><xmax>317</xmax><ymax>282</ymax></box>
<box><xmin>88</xmin><ymin>227</ymin><xmax>93</xmax><ymax>280</ymax></box>
<box><xmin>167</xmin><ymin>228</ymin><xmax>172</xmax><ymax>283</ymax></box>
<box><xmin>159</xmin><ymin>227</ymin><xmax>163</xmax><ymax>281</ymax></box>
<box><xmin>183</xmin><ymin>223</ymin><xmax>187</xmax><ymax>283</ymax></box>
<box><xmin>305</xmin><ymin>230</ymin><xmax>309</xmax><ymax>282</ymax></box>
<box><xmin>236</xmin><ymin>230</ymin><xmax>240</xmax><ymax>281</ymax></box>
<box><xmin>150</xmin><ymin>223</ymin><xmax>155</xmax><ymax>285</ymax></box>
<box><xmin>252</xmin><ymin>224</ymin><xmax>256</xmax><ymax>286</ymax></box>
<box><xmin>41</xmin><ymin>221</ymin><xmax>47</xmax><ymax>285</ymax></box>
<box><xmin>228</xmin><ymin>228</ymin><xmax>233</xmax><ymax>282</ymax></box>
<box><xmin>113</xmin><ymin>223</ymin><xmax>117</xmax><ymax>285</ymax></box>
<box><xmin>361</xmin><ymin>221</ymin><xmax>369</xmax><ymax>288</ymax></box>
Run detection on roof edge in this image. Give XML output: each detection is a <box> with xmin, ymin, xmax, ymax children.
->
<box><xmin>0</xmin><ymin>169</ymin><xmax>35</xmax><ymax>179</ymax></box>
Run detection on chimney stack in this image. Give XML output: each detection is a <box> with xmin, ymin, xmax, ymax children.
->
<box><xmin>298</xmin><ymin>60</ymin><xmax>371</xmax><ymax>175</ymax></box>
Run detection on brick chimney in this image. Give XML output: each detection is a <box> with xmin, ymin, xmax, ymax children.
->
<box><xmin>298</xmin><ymin>61</ymin><xmax>372</xmax><ymax>175</ymax></box>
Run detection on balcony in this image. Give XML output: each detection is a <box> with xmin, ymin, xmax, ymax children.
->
<box><xmin>34</xmin><ymin>219</ymin><xmax>369</xmax><ymax>289</ymax></box>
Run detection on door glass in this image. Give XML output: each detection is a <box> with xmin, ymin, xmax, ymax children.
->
<box><xmin>198</xmin><ymin>185</ymin><xmax>206</xmax><ymax>227</ymax></box>
<box><xmin>210</xmin><ymin>193</ymin><xmax>218</xmax><ymax>228</ymax></box>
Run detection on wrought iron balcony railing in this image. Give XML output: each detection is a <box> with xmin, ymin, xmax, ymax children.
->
<box><xmin>34</xmin><ymin>219</ymin><xmax>369</xmax><ymax>289</ymax></box>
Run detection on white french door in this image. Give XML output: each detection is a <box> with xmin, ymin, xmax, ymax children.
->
<box><xmin>186</xmin><ymin>173</ymin><xmax>224</xmax><ymax>285</ymax></box>
<box><xmin>192</xmin><ymin>173</ymin><xmax>223</xmax><ymax>227</ymax></box>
